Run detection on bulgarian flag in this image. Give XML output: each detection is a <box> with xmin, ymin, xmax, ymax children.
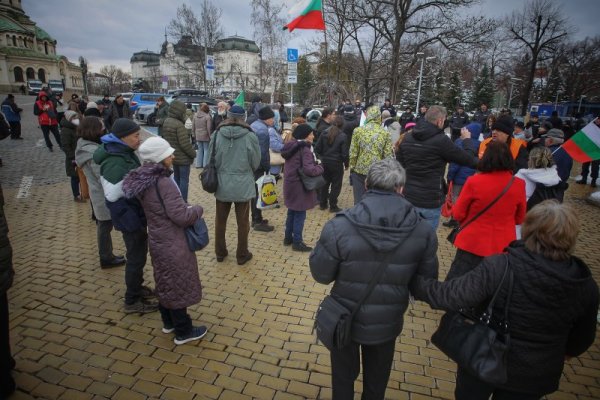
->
<box><xmin>283</xmin><ymin>0</ymin><xmax>325</xmax><ymax>32</ymax></box>
<box><xmin>562</xmin><ymin>119</ymin><xmax>600</xmax><ymax>162</ymax></box>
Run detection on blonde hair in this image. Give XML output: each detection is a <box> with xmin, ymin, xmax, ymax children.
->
<box><xmin>521</xmin><ymin>200</ymin><xmax>579</xmax><ymax>261</ymax></box>
<box><xmin>528</xmin><ymin>147</ymin><xmax>554</xmax><ymax>169</ymax></box>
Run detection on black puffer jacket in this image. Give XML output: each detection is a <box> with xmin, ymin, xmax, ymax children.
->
<box><xmin>314</xmin><ymin>129</ymin><xmax>349</xmax><ymax>167</ymax></box>
<box><xmin>396</xmin><ymin>120</ymin><xmax>478</xmax><ymax>208</ymax></box>
<box><xmin>309</xmin><ymin>190</ymin><xmax>438</xmax><ymax>345</ymax></box>
<box><xmin>342</xmin><ymin>114</ymin><xmax>358</xmax><ymax>145</ymax></box>
<box><xmin>0</xmin><ymin>183</ymin><xmax>14</xmax><ymax>295</ymax></box>
<box><xmin>411</xmin><ymin>241</ymin><xmax>599</xmax><ymax>395</ymax></box>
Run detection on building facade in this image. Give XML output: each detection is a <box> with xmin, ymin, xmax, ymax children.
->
<box><xmin>0</xmin><ymin>0</ymin><xmax>83</xmax><ymax>94</ymax></box>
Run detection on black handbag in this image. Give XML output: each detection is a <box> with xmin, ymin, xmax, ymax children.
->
<box><xmin>155</xmin><ymin>183</ymin><xmax>209</xmax><ymax>252</ymax></box>
<box><xmin>431</xmin><ymin>255</ymin><xmax>514</xmax><ymax>385</ymax></box>
<box><xmin>447</xmin><ymin>177</ymin><xmax>515</xmax><ymax>244</ymax></box>
<box><xmin>297</xmin><ymin>147</ymin><xmax>326</xmax><ymax>191</ymax></box>
<box><xmin>314</xmin><ymin>252</ymin><xmax>389</xmax><ymax>351</ymax></box>
<box><xmin>200</xmin><ymin>139</ymin><xmax>218</xmax><ymax>193</ymax></box>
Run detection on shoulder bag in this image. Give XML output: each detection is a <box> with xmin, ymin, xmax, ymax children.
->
<box><xmin>447</xmin><ymin>176</ymin><xmax>514</xmax><ymax>244</ymax></box>
<box><xmin>155</xmin><ymin>182</ymin><xmax>209</xmax><ymax>252</ymax></box>
<box><xmin>431</xmin><ymin>255</ymin><xmax>514</xmax><ymax>385</ymax></box>
<box><xmin>297</xmin><ymin>147</ymin><xmax>326</xmax><ymax>191</ymax></box>
<box><xmin>314</xmin><ymin>250</ymin><xmax>391</xmax><ymax>351</ymax></box>
<box><xmin>200</xmin><ymin>138</ymin><xmax>218</xmax><ymax>193</ymax></box>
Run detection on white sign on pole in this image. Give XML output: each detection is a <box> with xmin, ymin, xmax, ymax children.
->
<box><xmin>206</xmin><ymin>54</ymin><xmax>216</xmax><ymax>82</ymax></box>
<box><xmin>287</xmin><ymin>75</ymin><xmax>297</xmax><ymax>84</ymax></box>
<box><xmin>287</xmin><ymin>62</ymin><xmax>297</xmax><ymax>74</ymax></box>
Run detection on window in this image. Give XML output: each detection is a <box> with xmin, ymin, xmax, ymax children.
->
<box><xmin>26</xmin><ymin>67</ymin><xmax>35</xmax><ymax>80</ymax></box>
<box><xmin>44</xmin><ymin>42</ymin><xmax>48</xmax><ymax>55</ymax></box>
<box><xmin>12</xmin><ymin>36</ymin><xmax>16</xmax><ymax>46</ymax></box>
<box><xmin>13</xmin><ymin>66</ymin><xmax>23</xmax><ymax>82</ymax></box>
<box><xmin>38</xmin><ymin>68</ymin><xmax>46</xmax><ymax>83</ymax></box>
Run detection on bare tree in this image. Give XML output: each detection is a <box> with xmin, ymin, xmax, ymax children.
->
<box><xmin>99</xmin><ymin>65</ymin><xmax>131</xmax><ymax>93</ymax></box>
<box><xmin>505</xmin><ymin>0</ymin><xmax>570</xmax><ymax>115</ymax></box>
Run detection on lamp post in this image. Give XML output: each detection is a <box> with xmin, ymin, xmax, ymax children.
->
<box><xmin>415</xmin><ymin>53</ymin><xmax>436</xmax><ymax>113</ymax></box>
<box><xmin>554</xmin><ymin>90</ymin><xmax>562</xmax><ymax>110</ymax></box>
<box><xmin>578</xmin><ymin>95</ymin><xmax>587</xmax><ymax>113</ymax></box>
<box><xmin>507</xmin><ymin>77</ymin><xmax>522</xmax><ymax>112</ymax></box>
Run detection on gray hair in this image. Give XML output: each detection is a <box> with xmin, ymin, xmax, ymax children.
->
<box><xmin>366</xmin><ymin>158</ymin><xmax>406</xmax><ymax>192</ymax></box>
<box><xmin>425</xmin><ymin>105</ymin><xmax>447</xmax><ymax>124</ymax></box>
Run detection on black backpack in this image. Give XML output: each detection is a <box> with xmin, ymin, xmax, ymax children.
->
<box><xmin>527</xmin><ymin>181</ymin><xmax>569</xmax><ymax>211</ymax></box>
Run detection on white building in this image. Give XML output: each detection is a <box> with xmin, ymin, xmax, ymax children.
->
<box><xmin>0</xmin><ymin>0</ymin><xmax>83</xmax><ymax>93</ymax></box>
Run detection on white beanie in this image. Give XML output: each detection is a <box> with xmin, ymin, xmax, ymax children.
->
<box><xmin>86</xmin><ymin>101</ymin><xmax>98</xmax><ymax>110</ymax></box>
<box><xmin>138</xmin><ymin>137</ymin><xmax>175</xmax><ymax>163</ymax></box>
<box><xmin>64</xmin><ymin>110</ymin><xmax>78</xmax><ymax>121</ymax></box>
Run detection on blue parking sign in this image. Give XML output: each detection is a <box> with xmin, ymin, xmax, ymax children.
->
<box><xmin>287</xmin><ymin>48</ymin><xmax>298</xmax><ymax>62</ymax></box>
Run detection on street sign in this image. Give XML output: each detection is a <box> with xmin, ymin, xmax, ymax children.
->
<box><xmin>206</xmin><ymin>55</ymin><xmax>215</xmax><ymax>82</ymax></box>
<box><xmin>287</xmin><ymin>62</ymin><xmax>297</xmax><ymax>74</ymax></box>
<box><xmin>287</xmin><ymin>48</ymin><xmax>298</xmax><ymax>62</ymax></box>
<box><xmin>287</xmin><ymin>75</ymin><xmax>297</xmax><ymax>84</ymax></box>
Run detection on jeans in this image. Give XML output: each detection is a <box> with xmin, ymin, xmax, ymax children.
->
<box><xmin>40</xmin><ymin>124</ymin><xmax>61</xmax><ymax>149</ymax></box>
<box><xmin>97</xmin><ymin>220</ymin><xmax>115</xmax><ymax>261</ymax></box>
<box><xmin>173</xmin><ymin>164</ymin><xmax>191</xmax><ymax>202</ymax></box>
<box><xmin>415</xmin><ymin>206</ymin><xmax>442</xmax><ymax>230</ymax></box>
<box><xmin>285</xmin><ymin>209</ymin><xmax>306</xmax><ymax>244</ymax></box>
<box><xmin>121</xmin><ymin>228</ymin><xmax>148</xmax><ymax>304</ymax></box>
<box><xmin>195</xmin><ymin>141</ymin><xmax>210</xmax><ymax>167</ymax></box>
<box><xmin>455</xmin><ymin>367</ymin><xmax>543</xmax><ymax>400</ymax></box>
<box><xmin>0</xmin><ymin>292</ymin><xmax>15</xmax><ymax>397</ymax></box>
<box><xmin>70</xmin><ymin>175</ymin><xmax>80</xmax><ymax>198</ymax></box>
<box><xmin>159</xmin><ymin>304</ymin><xmax>192</xmax><ymax>337</ymax></box>
<box><xmin>330</xmin><ymin>339</ymin><xmax>396</xmax><ymax>400</ymax></box>
<box><xmin>350</xmin><ymin>172</ymin><xmax>366</xmax><ymax>205</ymax></box>
<box><xmin>215</xmin><ymin>200</ymin><xmax>251</xmax><ymax>263</ymax></box>
<box><xmin>320</xmin><ymin>161</ymin><xmax>344</xmax><ymax>209</ymax></box>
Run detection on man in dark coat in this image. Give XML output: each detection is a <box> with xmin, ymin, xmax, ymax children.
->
<box><xmin>1</xmin><ymin>94</ymin><xmax>22</xmax><ymax>140</ymax></box>
<box><xmin>249</xmin><ymin>106</ymin><xmax>275</xmax><ymax>232</ymax></box>
<box><xmin>310</xmin><ymin>158</ymin><xmax>438</xmax><ymax>400</ymax></box>
<box><xmin>450</xmin><ymin>105</ymin><xmax>470</xmax><ymax>141</ymax></box>
<box><xmin>106</xmin><ymin>94</ymin><xmax>132</xmax><ymax>131</ymax></box>
<box><xmin>0</xmin><ymin>183</ymin><xmax>15</xmax><ymax>398</ymax></box>
<box><xmin>342</xmin><ymin>105</ymin><xmax>359</xmax><ymax>146</ymax></box>
<box><xmin>397</xmin><ymin>105</ymin><xmax>478</xmax><ymax>230</ymax></box>
<box><xmin>398</xmin><ymin>106</ymin><xmax>415</xmax><ymax>129</ymax></box>
<box><xmin>380</xmin><ymin>98</ymin><xmax>397</xmax><ymax>118</ymax></box>
<box><xmin>473</xmin><ymin>103</ymin><xmax>491</xmax><ymax>134</ymax></box>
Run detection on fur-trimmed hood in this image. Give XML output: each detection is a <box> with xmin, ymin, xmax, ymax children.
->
<box><xmin>122</xmin><ymin>162</ymin><xmax>172</xmax><ymax>199</ymax></box>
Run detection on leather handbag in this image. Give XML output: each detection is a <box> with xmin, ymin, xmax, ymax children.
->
<box><xmin>155</xmin><ymin>183</ymin><xmax>209</xmax><ymax>252</ymax></box>
<box><xmin>269</xmin><ymin>149</ymin><xmax>285</xmax><ymax>166</ymax></box>
<box><xmin>441</xmin><ymin>181</ymin><xmax>454</xmax><ymax>218</ymax></box>
<box><xmin>200</xmin><ymin>139</ymin><xmax>218</xmax><ymax>193</ymax></box>
<box><xmin>297</xmin><ymin>147</ymin><xmax>326</xmax><ymax>191</ymax></box>
<box><xmin>447</xmin><ymin>177</ymin><xmax>514</xmax><ymax>244</ymax></box>
<box><xmin>314</xmin><ymin>248</ymin><xmax>390</xmax><ymax>351</ymax></box>
<box><xmin>431</xmin><ymin>255</ymin><xmax>514</xmax><ymax>385</ymax></box>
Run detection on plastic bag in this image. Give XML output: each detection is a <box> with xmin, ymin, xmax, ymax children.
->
<box><xmin>256</xmin><ymin>173</ymin><xmax>279</xmax><ymax>210</ymax></box>
<box><xmin>185</xmin><ymin>118</ymin><xmax>193</xmax><ymax>130</ymax></box>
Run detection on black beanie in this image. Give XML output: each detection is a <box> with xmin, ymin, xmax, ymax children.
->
<box><xmin>491</xmin><ymin>115</ymin><xmax>514</xmax><ymax>135</ymax></box>
<box><xmin>112</xmin><ymin>118</ymin><xmax>140</xmax><ymax>138</ymax></box>
<box><xmin>258</xmin><ymin>106</ymin><xmax>275</xmax><ymax>120</ymax></box>
<box><xmin>293</xmin><ymin>123</ymin><xmax>313</xmax><ymax>140</ymax></box>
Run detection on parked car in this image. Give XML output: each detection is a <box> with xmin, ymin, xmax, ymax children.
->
<box><xmin>169</xmin><ymin>88</ymin><xmax>209</xmax><ymax>97</ymax></box>
<box><xmin>129</xmin><ymin>93</ymin><xmax>164</xmax><ymax>112</ymax></box>
<box><xmin>134</xmin><ymin>104</ymin><xmax>157</xmax><ymax>126</ymax></box>
<box><xmin>27</xmin><ymin>79</ymin><xmax>43</xmax><ymax>95</ymax></box>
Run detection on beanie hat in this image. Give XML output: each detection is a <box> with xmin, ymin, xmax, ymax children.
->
<box><xmin>64</xmin><ymin>110</ymin><xmax>78</xmax><ymax>121</ymax></box>
<box><xmin>292</xmin><ymin>123</ymin><xmax>314</xmax><ymax>140</ymax></box>
<box><xmin>138</xmin><ymin>137</ymin><xmax>175</xmax><ymax>164</ymax></box>
<box><xmin>491</xmin><ymin>115</ymin><xmax>514</xmax><ymax>135</ymax></box>
<box><xmin>227</xmin><ymin>105</ymin><xmax>245</xmax><ymax>119</ymax></box>
<box><xmin>258</xmin><ymin>106</ymin><xmax>275</xmax><ymax>120</ymax></box>
<box><xmin>71</xmin><ymin>93</ymin><xmax>79</xmax><ymax>99</ymax></box>
<box><xmin>542</xmin><ymin>128</ymin><xmax>564</xmax><ymax>139</ymax></box>
<box><xmin>112</xmin><ymin>118</ymin><xmax>140</xmax><ymax>138</ymax></box>
<box><xmin>86</xmin><ymin>101</ymin><xmax>98</xmax><ymax>110</ymax></box>
<box><xmin>464</xmin><ymin>122</ymin><xmax>483</xmax><ymax>139</ymax></box>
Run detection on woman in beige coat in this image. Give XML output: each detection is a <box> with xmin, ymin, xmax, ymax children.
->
<box><xmin>192</xmin><ymin>103</ymin><xmax>212</xmax><ymax>168</ymax></box>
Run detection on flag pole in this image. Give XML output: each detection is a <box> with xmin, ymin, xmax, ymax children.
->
<box><xmin>323</xmin><ymin>0</ymin><xmax>332</xmax><ymax>107</ymax></box>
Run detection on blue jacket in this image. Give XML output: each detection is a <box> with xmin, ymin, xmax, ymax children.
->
<box><xmin>548</xmin><ymin>144</ymin><xmax>573</xmax><ymax>182</ymax></box>
<box><xmin>447</xmin><ymin>125</ymin><xmax>482</xmax><ymax>185</ymax></box>
<box><xmin>1</xmin><ymin>99</ymin><xmax>21</xmax><ymax>122</ymax></box>
<box><xmin>250</xmin><ymin>120</ymin><xmax>271</xmax><ymax>172</ymax></box>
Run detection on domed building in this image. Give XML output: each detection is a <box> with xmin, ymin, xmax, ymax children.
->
<box><xmin>0</xmin><ymin>0</ymin><xmax>83</xmax><ymax>94</ymax></box>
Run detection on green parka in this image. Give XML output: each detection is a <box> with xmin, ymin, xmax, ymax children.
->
<box><xmin>161</xmin><ymin>101</ymin><xmax>196</xmax><ymax>166</ymax></box>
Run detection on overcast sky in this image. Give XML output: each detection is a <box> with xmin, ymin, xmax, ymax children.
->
<box><xmin>22</xmin><ymin>0</ymin><xmax>597</xmax><ymax>73</ymax></box>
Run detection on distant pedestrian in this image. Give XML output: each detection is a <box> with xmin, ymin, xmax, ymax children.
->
<box><xmin>1</xmin><ymin>94</ymin><xmax>22</xmax><ymax>140</ymax></box>
<box><xmin>155</xmin><ymin>96</ymin><xmax>169</xmax><ymax>136</ymax></box>
<box><xmin>106</xmin><ymin>94</ymin><xmax>132</xmax><ymax>131</ymax></box>
<box><xmin>314</xmin><ymin>115</ymin><xmax>348</xmax><ymax>212</ymax></box>
<box><xmin>380</xmin><ymin>98</ymin><xmax>397</xmax><ymax>118</ymax></box>
<box><xmin>60</xmin><ymin>111</ymin><xmax>84</xmax><ymax>202</ymax></box>
<box><xmin>450</xmin><ymin>105</ymin><xmax>470</xmax><ymax>141</ymax></box>
<box><xmin>473</xmin><ymin>103</ymin><xmax>491</xmax><ymax>134</ymax></box>
<box><xmin>478</xmin><ymin>114</ymin><xmax>528</xmax><ymax>172</ymax></box>
<box><xmin>33</xmin><ymin>91</ymin><xmax>61</xmax><ymax>151</ymax></box>
<box><xmin>83</xmin><ymin>102</ymin><xmax>101</xmax><ymax>118</ymax></box>
<box><xmin>193</xmin><ymin>103</ymin><xmax>213</xmax><ymax>168</ymax></box>
<box><xmin>398</xmin><ymin>106</ymin><xmax>414</xmax><ymax>129</ymax></box>
<box><xmin>212</xmin><ymin>101</ymin><xmax>229</xmax><ymax>132</ymax></box>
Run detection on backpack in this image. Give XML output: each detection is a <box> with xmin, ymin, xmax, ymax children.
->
<box><xmin>527</xmin><ymin>181</ymin><xmax>568</xmax><ymax>211</ymax></box>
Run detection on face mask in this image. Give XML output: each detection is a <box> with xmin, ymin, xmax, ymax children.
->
<box><xmin>72</xmin><ymin>119</ymin><xmax>80</xmax><ymax>126</ymax></box>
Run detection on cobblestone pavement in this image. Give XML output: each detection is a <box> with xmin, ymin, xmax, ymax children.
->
<box><xmin>1</xmin><ymin>95</ymin><xmax>599</xmax><ymax>399</ymax></box>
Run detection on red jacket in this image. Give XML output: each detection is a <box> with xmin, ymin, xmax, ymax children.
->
<box><xmin>452</xmin><ymin>171</ymin><xmax>526</xmax><ymax>257</ymax></box>
<box><xmin>33</xmin><ymin>91</ymin><xmax>58</xmax><ymax>126</ymax></box>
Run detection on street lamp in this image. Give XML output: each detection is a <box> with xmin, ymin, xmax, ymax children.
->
<box><xmin>554</xmin><ymin>90</ymin><xmax>562</xmax><ymax>110</ymax></box>
<box><xmin>415</xmin><ymin>53</ymin><xmax>436</xmax><ymax>112</ymax></box>
<box><xmin>507</xmin><ymin>77</ymin><xmax>522</xmax><ymax>112</ymax></box>
<box><xmin>578</xmin><ymin>95</ymin><xmax>587</xmax><ymax>113</ymax></box>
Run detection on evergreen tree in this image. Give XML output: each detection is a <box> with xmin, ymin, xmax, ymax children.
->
<box><xmin>445</xmin><ymin>71</ymin><xmax>462</xmax><ymax>110</ymax></box>
<box><xmin>296</xmin><ymin>56</ymin><xmax>314</xmax><ymax>106</ymax></box>
<box><xmin>470</xmin><ymin>65</ymin><xmax>495</xmax><ymax>110</ymax></box>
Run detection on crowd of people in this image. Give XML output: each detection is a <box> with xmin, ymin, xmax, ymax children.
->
<box><xmin>0</xmin><ymin>91</ymin><xmax>599</xmax><ymax>400</ymax></box>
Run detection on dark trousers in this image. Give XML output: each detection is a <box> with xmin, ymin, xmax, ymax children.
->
<box><xmin>40</xmin><ymin>124</ymin><xmax>61</xmax><ymax>149</ymax></box>
<box><xmin>0</xmin><ymin>292</ymin><xmax>15</xmax><ymax>397</ymax></box>
<box><xmin>251</xmin><ymin>169</ymin><xmax>265</xmax><ymax>223</ymax></box>
<box><xmin>350</xmin><ymin>172</ymin><xmax>366</xmax><ymax>205</ymax></box>
<box><xmin>330</xmin><ymin>339</ymin><xmax>396</xmax><ymax>400</ymax></box>
<box><xmin>319</xmin><ymin>161</ymin><xmax>344</xmax><ymax>209</ymax></box>
<box><xmin>581</xmin><ymin>161</ymin><xmax>599</xmax><ymax>180</ymax></box>
<box><xmin>8</xmin><ymin>121</ymin><xmax>20</xmax><ymax>139</ymax></box>
<box><xmin>455</xmin><ymin>367</ymin><xmax>543</xmax><ymax>400</ymax></box>
<box><xmin>158</xmin><ymin>303</ymin><xmax>192</xmax><ymax>337</ymax></box>
<box><xmin>215</xmin><ymin>200</ymin><xmax>250</xmax><ymax>262</ymax></box>
<box><xmin>173</xmin><ymin>164</ymin><xmax>191</xmax><ymax>202</ymax></box>
<box><xmin>284</xmin><ymin>209</ymin><xmax>306</xmax><ymax>244</ymax></box>
<box><xmin>97</xmin><ymin>220</ymin><xmax>115</xmax><ymax>262</ymax></box>
<box><xmin>121</xmin><ymin>228</ymin><xmax>148</xmax><ymax>304</ymax></box>
<box><xmin>445</xmin><ymin>248</ymin><xmax>484</xmax><ymax>281</ymax></box>
<box><xmin>70</xmin><ymin>175</ymin><xmax>80</xmax><ymax>198</ymax></box>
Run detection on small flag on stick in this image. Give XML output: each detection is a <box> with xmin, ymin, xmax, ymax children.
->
<box><xmin>562</xmin><ymin>119</ymin><xmax>600</xmax><ymax>162</ymax></box>
<box><xmin>283</xmin><ymin>0</ymin><xmax>326</xmax><ymax>32</ymax></box>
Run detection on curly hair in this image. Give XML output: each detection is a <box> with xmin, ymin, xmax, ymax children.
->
<box><xmin>527</xmin><ymin>146</ymin><xmax>554</xmax><ymax>169</ymax></box>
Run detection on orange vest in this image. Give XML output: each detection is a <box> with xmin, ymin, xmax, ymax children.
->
<box><xmin>478</xmin><ymin>137</ymin><xmax>526</xmax><ymax>160</ymax></box>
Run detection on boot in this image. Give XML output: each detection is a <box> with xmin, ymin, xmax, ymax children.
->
<box><xmin>576</xmin><ymin>177</ymin><xmax>587</xmax><ymax>184</ymax></box>
<box><xmin>591</xmin><ymin>179</ymin><xmax>597</xmax><ymax>188</ymax></box>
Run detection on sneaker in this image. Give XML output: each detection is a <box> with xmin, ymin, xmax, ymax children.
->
<box><xmin>292</xmin><ymin>242</ymin><xmax>313</xmax><ymax>252</ymax></box>
<box><xmin>100</xmin><ymin>256</ymin><xmax>126</xmax><ymax>269</ymax></box>
<box><xmin>329</xmin><ymin>206</ymin><xmax>342</xmax><ymax>213</ymax></box>
<box><xmin>124</xmin><ymin>300</ymin><xmax>158</xmax><ymax>314</ymax></box>
<box><xmin>237</xmin><ymin>252</ymin><xmax>253</xmax><ymax>265</ymax></box>
<box><xmin>251</xmin><ymin>219</ymin><xmax>269</xmax><ymax>227</ymax></box>
<box><xmin>442</xmin><ymin>219</ymin><xmax>459</xmax><ymax>228</ymax></box>
<box><xmin>253</xmin><ymin>222</ymin><xmax>274</xmax><ymax>232</ymax></box>
<box><xmin>174</xmin><ymin>325</ymin><xmax>208</xmax><ymax>345</ymax></box>
<box><xmin>576</xmin><ymin>179</ymin><xmax>587</xmax><ymax>184</ymax></box>
<box><xmin>140</xmin><ymin>285</ymin><xmax>156</xmax><ymax>300</ymax></box>
<box><xmin>283</xmin><ymin>237</ymin><xmax>293</xmax><ymax>246</ymax></box>
<box><xmin>319</xmin><ymin>204</ymin><xmax>328</xmax><ymax>210</ymax></box>
<box><xmin>162</xmin><ymin>325</ymin><xmax>175</xmax><ymax>334</ymax></box>
<box><xmin>592</xmin><ymin>180</ymin><xmax>597</xmax><ymax>188</ymax></box>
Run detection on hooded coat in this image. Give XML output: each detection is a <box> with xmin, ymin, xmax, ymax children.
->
<box><xmin>75</xmin><ymin>139</ymin><xmax>111</xmax><ymax>221</ymax></box>
<box><xmin>447</xmin><ymin>123</ymin><xmax>482</xmax><ymax>185</ymax></box>
<box><xmin>411</xmin><ymin>241</ymin><xmax>599</xmax><ymax>395</ymax></box>
<box><xmin>515</xmin><ymin>165</ymin><xmax>563</xmax><ymax>200</ymax></box>
<box><xmin>162</xmin><ymin>101</ymin><xmax>196</xmax><ymax>166</ymax></box>
<box><xmin>193</xmin><ymin>109</ymin><xmax>212</xmax><ymax>142</ymax></box>
<box><xmin>281</xmin><ymin>140</ymin><xmax>324</xmax><ymax>211</ymax></box>
<box><xmin>122</xmin><ymin>163</ymin><xmax>203</xmax><ymax>309</ymax></box>
<box><xmin>310</xmin><ymin>190</ymin><xmax>438</xmax><ymax>345</ymax></box>
<box><xmin>60</xmin><ymin>118</ymin><xmax>78</xmax><ymax>177</ymax></box>
<box><xmin>33</xmin><ymin>91</ymin><xmax>58</xmax><ymax>126</ymax></box>
<box><xmin>397</xmin><ymin>120</ymin><xmax>478</xmax><ymax>209</ymax></box>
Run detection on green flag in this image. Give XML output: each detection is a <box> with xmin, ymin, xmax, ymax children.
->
<box><xmin>234</xmin><ymin>91</ymin><xmax>245</xmax><ymax>107</ymax></box>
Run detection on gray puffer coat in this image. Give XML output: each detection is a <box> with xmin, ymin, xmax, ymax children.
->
<box><xmin>122</xmin><ymin>163</ymin><xmax>203</xmax><ymax>309</ymax></box>
<box><xmin>75</xmin><ymin>139</ymin><xmax>111</xmax><ymax>221</ymax></box>
<box><xmin>309</xmin><ymin>190</ymin><xmax>438</xmax><ymax>345</ymax></box>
